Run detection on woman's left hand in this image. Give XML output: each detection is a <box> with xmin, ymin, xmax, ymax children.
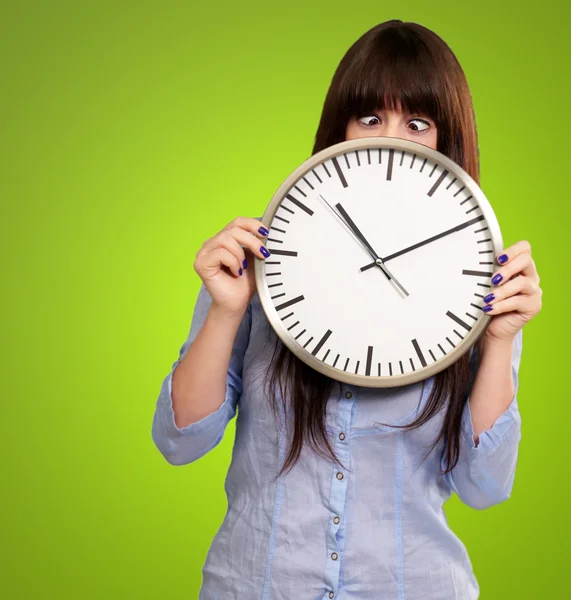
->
<box><xmin>481</xmin><ymin>240</ymin><xmax>543</xmax><ymax>343</ymax></box>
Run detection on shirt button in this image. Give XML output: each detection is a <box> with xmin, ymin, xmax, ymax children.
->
<box><xmin>345</xmin><ymin>391</ymin><xmax>352</xmax><ymax>399</ymax></box>
<box><xmin>329</xmin><ymin>592</ymin><xmax>335</xmax><ymax>598</ymax></box>
<box><xmin>339</xmin><ymin>432</ymin><xmax>345</xmax><ymax>440</ymax></box>
<box><xmin>333</xmin><ymin>516</ymin><xmax>340</xmax><ymax>524</ymax></box>
<box><xmin>336</xmin><ymin>472</ymin><xmax>344</xmax><ymax>480</ymax></box>
<box><xmin>331</xmin><ymin>552</ymin><xmax>338</xmax><ymax>560</ymax></box>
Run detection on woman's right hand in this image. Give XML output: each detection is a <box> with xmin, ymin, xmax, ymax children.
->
<box><xmin>193</xmin><ymin>216</ymin><xmax>271</xmax><ymax>316</ymax></box>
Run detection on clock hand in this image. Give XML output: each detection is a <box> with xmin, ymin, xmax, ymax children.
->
<box><xmin>317</xmin><ymin>194</ymin><xmax>409</xmax><ymax>297</ymax></box>
<box><xmin>359</xmin><ymin>215</ymin><xmax>486</xmax><ymax>272</ymax></box>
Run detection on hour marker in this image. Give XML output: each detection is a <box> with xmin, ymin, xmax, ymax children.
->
<box><xmin>275</xmin><ymin>215</ymin><xmax>290</xmax><ymax>224</ymax></box>
<box><xmin>470</xmin><ymin>303</ymin><xmax>482</xmax><ymax>311</ymax></box>
<box><xmin>446</xmin><ymin>337</ymin><xmax>456</xmax><ymax>348</ymax></box>
<box><xmin>333</xmin><ymin>354</ymin><xmax>340</xmax><ymax>368</ymax></box>
<box><xmin>275</xmin><ymin>295</ymin><xmax>304</xmax><ymax>311</ymax></box>
<box><xmin>354</xmin><ymin>360</ymin><xmax>360</xmax><ymax>374</ymax></box>
<box><xmin>465</xmin><ymin>205</ymin><xmax>479</xmax><ymax>214</ymax></box>
<box><xmin>420</xmin><ymin>157</ymin><xmax>427</xmax><ymax>172</ymax></box>
<box><xmin>446</xmin><ymin>177</ymin><xmax>457</xmax><ymax>189</ymax></box>
<box><xmin>446</xmin><ymin>310</ymin><xmax>472</xmax><ymax>331</ymax></box>
<box><xmin>378</xmin><ymin>362</ymin><xmax>381</xmax><ymax>376</ymax></box>
<box><xmin>409</xmin><ymin>358</ymin><xmax>415</xmax><ymax>371</ymax></box>
<box><xmin>355</xmin><ymin>150</ymin><xmax>361</xmax><ymax>166</ymax></box>
<box><xmin>331</xmin><ymin>157</ymin><xmax>348</xmax><ymax>187</ymax></box>
<box><xmin>343</xmin><ymin>357</ymin><xmax>350</xmax><ymax>372</ymax></box>
<box><xmin>460</xmin><ymin>195</ymin><xmax>473</xmax><ymax>205</ymax></box>
<box><xmin>410</xmin><ymin>153</ymin><xmax>417</xmax><ymax>169</ymax></box>
<box><xmin>344</xmin><ymin>154</ymin><xmax>351</xmax><ymax>169</ymax></box>
<box><xmin>266</xmin><ymin>272</ymin><xmax>282</xmax><ymax>277</ymax></box>
<box><xmin>412</xmin><ymin>339</ymin><xmax>428</xmax><ymax>367</ymax></box>
<box><xmin>268</xmin><ymin>282</ymin><xmax>283</xmax><ymax>288</ymax></box>
<box><xmin>295</xmin><ymin>328</ymin><xmax>306</xmax><ymax>340</ymax></box>
<box><xmin>367</xmin><ymin>148</ymin><xmax>371</xmax><ymax>164</ymax></box>
<box><xmin>474</xmin><ymin>227</ymin><xmax>488</xmax><ymax>234</ymax></box>
<box><xmin>429</xmin><ymin>349</ymin><xmax>437</xmax><ymax>362</ymax></box>
<box><xmin>266</xmin><ymin>249</ymin><xmax>298</xmax><ymax>256</ymax></box>
<box><xmin>285</xmin><ymin>194</ymin><xmax>314</xmax><ymax>216</ymax></box>
<box><xmin>453</xmin><ymin>329</ymin><xmax>464</xmax><ymax>340</ymax></box>
<box><xmin>462</xmin><ymin>269</ymin><xmax>493</xmax><ymax>277</ymax></box>
<box><xmin>271</xmin><ymin>226</ymin><xmax>286</xmax><ymax>234</ymax></box>
<box><xmin>429</xmin><ymin>163</ymin><xmax>438</xmax><ymax>177</ymax></box>
<box><xmin>287</xmin><ymin>320</ymin><xmax>299</xmax><ymax>331</ymax></box>
<box><xmin>267</xmin><ymin>237</ymin><xmax>283</xmax><ymax>244</ymax></box>
<box><xmin>399</xmin><ymin>151</ymin><xmax>405</xmax><ymax>166</ymax></box>
<box><xmin>365</xmin><ymin>345</ymin><xmax>373</xmax><ymax>376</ymax></box>
<box><xmin>453</xmin><ymin>185</ymin><xmax>466</xmax><ymax>197</ymax></box>
<box><xmin>323</xmin><ymin>349</ymin><xmax>330</xmax><ymax>362</ymax></box>
<box><xmin>427</xmin><ymin>169</ymin><xmax>449</xmax><ymax>197</ymax></box>
<box><xmin>389</xmin><ymin>362</ymin><xmax>393</xmax><ymax>376</ymax></box>
<box><xmin>477</xmin><ymin>238</ymin><xmax>492</xmax><ymax>244</ymax></box>
<box><xmin>312</xmin><ymin>329</ymin><xmax>333</xmax><ymax>356</ymax></box>
<box><xmin>399</xmin><ymin>360</ymin><xmax>404</xmax><ymax>374</ymax></box>
<box><xmin>386</xmin><ymin>149</ymin><xmax>394</xmax><ymax>180</ymax></box>
<box><xmin>465</xmin><ymin>313</ymin><xmax>478</xmax><ymax>321</ymax></box>
<box><xmin>322</xmin><ymin>163</ymin><xmax>331</xmax><ymax>178</ymax></box>
<box><xmin>271</xmin><ymin>293</ymin><xmax>286</xmax><ymax>300</ymax></box>
<box><xmin>280</xmin><ymin>311</ymin><xmax>293</xmax><ymax>320</ymax></box>
<box><xmin>438</xmin><ymin>343</ymin><xmax>446</xmax><ymax>355</ymax></box>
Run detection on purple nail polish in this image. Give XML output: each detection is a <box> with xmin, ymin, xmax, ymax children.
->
<box><xmin>243</xmin><ymin>258</ymin><xmax>248</xmax><ymax>269</ymax></box>
<box><xmin>498</xmin><ymin>254</ymin><xmax>509</xmax><ymax>264</ymax></box>
<box><xmin>492</xmin><ymin>273</ymin><xmax>503</xmax><ymax>285</ymax></box>
<box><xmin>483</xmin><ymin>293</ymin><xmax>495</xmax><ymax>303</ymax></box>
<box><xmin>260</xmin><ymin>246</ymin><xmax>270</xmax><ymax>258</ymax></box>
<box><xmin>258</xmin><ymin>226</ymin><xmax>269</xmax><ymax>236</ymax></box>
<box><xmin>483</xmin><ymin>305</ymin><xmax>493</xmax><ymax>313</ymax></box>
<box><xmin>239</xmin><ymin>268</ymin><xmax>243</xmax><ymax>276</ymax></box>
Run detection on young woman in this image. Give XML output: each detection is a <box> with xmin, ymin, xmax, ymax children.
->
<box><xmin>152</xmin><ymin>20</ymin><xmax>542</xmax><ymax>600</ymax></box>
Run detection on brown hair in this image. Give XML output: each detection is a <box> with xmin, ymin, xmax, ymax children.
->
<box><xmin>264</xmin><ymin>20</ymin><xmax>484</xmax><ymax>477</ymax></box>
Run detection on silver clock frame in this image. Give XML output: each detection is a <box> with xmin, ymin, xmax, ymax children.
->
<box><xmin>254</xmin><ymin>136</ymin><xmax>503</xmax><ymax>387</ymax></box>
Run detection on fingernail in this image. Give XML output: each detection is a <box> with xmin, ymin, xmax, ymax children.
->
<box><xmin>260</xmin><ymin>246</ymin><xmax>270</xmax><ymax>258</ymax></box>
<box><xmin>492</xmin><ymin>273</ymin><xmax>503</xmax><ymax>285</ymax></box>
<box><xmin>483</xmin><ymin>293</ymin><xmax>495</xmax><ymax>303</ymax></box>
<box><xmin>497</xmin><ymin>254</ymin><xmax>509</xmax><ymax>264</ymax></box>
<box><xmin>243</xmin><ymin>258</ymin><xmax>248</xmax><ymax>269</ymax></box>
<box><xmin>239</xmin><ymin>268</ymin><xmax>243</xmax><ymax>276</ymax></box>
<box><xmin>258</xmin><ymin>226</ymin><xmax>269</xmax><ymax>236</ymax></box>
<box><xmin>483</xmin><ymin>305</ymin><xmax>493</xmax><ymax>313</ymax></box>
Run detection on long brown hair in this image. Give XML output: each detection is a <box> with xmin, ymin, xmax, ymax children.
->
<box><xmin>263</xmin><ymin>20</ymin><xmax>485</xmax><ymax>478</ymax></box>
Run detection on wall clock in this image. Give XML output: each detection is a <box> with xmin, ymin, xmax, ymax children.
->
<box><xmin>254</xmin><ymin>137</ymin><xmax>502</xmax><ymax>387</ymax></box>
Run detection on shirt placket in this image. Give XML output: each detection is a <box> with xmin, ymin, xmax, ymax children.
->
<box><xmin>322</xmin><ymin>387</ymin><xmax>355</xmax><ymax>600</ymax></box>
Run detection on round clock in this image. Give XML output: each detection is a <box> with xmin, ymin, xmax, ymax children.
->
<box><xmin>254</xmin><ymin>137</ymin><xmax>502</xmax><ymax>388</ymax></box>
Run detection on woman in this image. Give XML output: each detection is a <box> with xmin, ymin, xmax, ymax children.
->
<box><xmin>152</xmin><ymin>20</ymin><xmax>542</xmax><ymax>599</ymax></box>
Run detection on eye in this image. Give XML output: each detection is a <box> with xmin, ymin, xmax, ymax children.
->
<box><xmin>408</xmin><ymin>118</ymin><xmax>431</xmax><ymax>132</ymax></box>
<box><xmin>357</xmin><ymin>115</ymin><xmax>380</xmax><ymax>127</ymax></box>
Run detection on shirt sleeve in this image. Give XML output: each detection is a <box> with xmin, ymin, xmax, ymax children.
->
<box><xmin>151</xmin><ymin>283</ymin><xmax>252</xmax><ymax>466</ymax></box>
<box><xmin>443</xmin><ymin>328</ymin><xmax>523</xmax><ymax>509</ymax></box>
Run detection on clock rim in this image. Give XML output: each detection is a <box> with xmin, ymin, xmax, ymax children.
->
<box><xmin>254</xmin><ymin>136</ymin><xmax>503</xmax><ymax>388</ymax></box>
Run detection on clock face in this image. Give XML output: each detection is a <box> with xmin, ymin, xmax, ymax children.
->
<box><xmin>254</xmin><ymin>137</ymin><xmax>502</xmax><ymax>387</ymax></box>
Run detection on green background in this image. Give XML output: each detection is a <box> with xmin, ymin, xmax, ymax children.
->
<box><xmin>1</xmin><ymin>0</ymin><xmax>568</xmax><ymax>598</ymax></box>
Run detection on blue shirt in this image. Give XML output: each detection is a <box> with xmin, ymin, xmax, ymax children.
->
<box><xmin>152</xmin><ymin>282</ymin><xmax>523</xmax><ymax>600</ymax></box>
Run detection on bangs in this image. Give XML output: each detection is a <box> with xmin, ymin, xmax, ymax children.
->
<box><xmin>340</xmin><ymin>32</ymin><xmax>445</xmax><ymax>124</ymax></box>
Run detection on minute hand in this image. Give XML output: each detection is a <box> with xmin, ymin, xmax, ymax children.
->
<box><xmin>359</xmin><ymin>215</ymin><xmax>486</xmax><ymax>272</ymax></box>
<box><xmin>334</xmin><ymin>203</ymin><xmax>409</xmax><ymax>297</ymax></box>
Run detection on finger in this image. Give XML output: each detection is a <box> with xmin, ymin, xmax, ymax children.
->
<box><xmin>223</xmin><ymin>225</ymin><xmax>274</xmax><ymax>262</ymax></box>
<box><xmin>495</xmin><ymin>240</ymin><xmax>532</xmax><ymax>266</ymax></box>
<box><xmin>224</xmin><ymin>216</ymin><xmax>270</xmax><ymax>239</ymax></box>
<box><xmin>490</xmin><ymin>252</ymin><xmax>535</xmax><ymax>287</ymax></box>
<box><xmin>481</xmin><ymin>292</ymin><xmax>540</xmax><ymax>316</ymax></box>
<box><xmin>482</xmin><ymin>275</ymin><xmax>539</xmax><ymax>306</ymax></box>
<box><xmin>201</xmin><ymin>247</ymin><xmax>243</xmax><ymax>278</ymax></box>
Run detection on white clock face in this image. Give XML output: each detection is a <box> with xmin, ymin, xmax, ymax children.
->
<box><xmin>255</xmin><ymin>137</ymin><xmax>502</xmax><ymax>387</ymax></box>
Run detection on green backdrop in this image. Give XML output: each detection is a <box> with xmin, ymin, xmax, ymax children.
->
<box><xmin>1</xmin><ymin>0</ymin><xmax>568</xmax><ymax>598</ymax></box>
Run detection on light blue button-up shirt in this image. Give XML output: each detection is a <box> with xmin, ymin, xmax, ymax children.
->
<box><xmin>152</xmin><ymin>280</ymin><xmax>523</xmax><ymax>600</ymax></box>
